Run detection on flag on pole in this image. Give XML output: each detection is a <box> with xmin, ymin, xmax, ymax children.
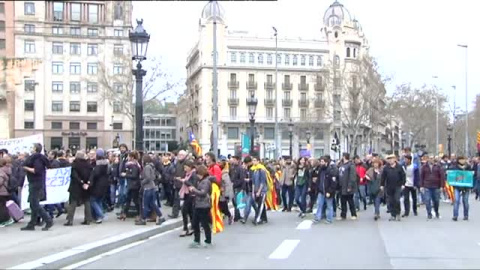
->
<box><xmin>188</xmin><ymin>131</ymin><xmax>202</xmax><ymax>157</ymax></box>
<box><xmin>210</xmin><ymin>182</ymin><xmax>224</xmax><ymax>234</ymax></box>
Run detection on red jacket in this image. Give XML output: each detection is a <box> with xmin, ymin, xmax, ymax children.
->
<box><xmin>208</xmin><ymin>163</ymin><xmax>222</xmax><ymax>185</ymax></box>
<box><xmin>356</xmin><ymin>164</ymin><xmax>367</xmax><ymax>185</ymax></box>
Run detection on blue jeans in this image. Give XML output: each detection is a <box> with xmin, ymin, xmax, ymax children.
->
<box><xmin>243</xmin><ymin>193</ymin><xmax>254</xmax><ymax>222</ymax></box>
<box><xmin>110</xmin><ymin>184</ymin><xmax>117</xmax><ymax>206</ymax></box>
<box><xmin>453</xmin><ymin>188</ymin><xmax>469</xmax><ymax>218</ymax></box>
<box><xmin>354</xmin><ymin>185</ymin><xmax>367</xmax><ymax>210</ymax></box>
<box><xmin>315</xmin><ymin>193</ymin><xmax>333</xmax><ymax>222</ymax></box>
<box><xmin>295</xmin><ymin>185</ymin><xmax>307</xmax><ymax>213</ymax></box>
<box><xmin>118</xmin><ymin>178</ymin><xmax>127</xmax><ymax>206</ymax></box>
<box><xmin>143</xmin><ymin>189</ymin><xmax>162</xmax><ymax>220</ymax></box>
<box><xmin>371</xmin><ymin>193</ymin><xmax>382</xmax><ymax>216</ymax></box>
<box><xmin>90</xmin><ymin>196</ymin><xmax>104</xmax><ymax>220</ymax></box>
<box><xmin>424</xmin><ymin>188</ymin><xmax>440</xmax><ymax>217</ymax></box>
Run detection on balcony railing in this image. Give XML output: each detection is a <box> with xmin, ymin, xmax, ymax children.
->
<box><xmin>246</xmin><ymin>81</ymin><xmax>257</xmax><ymax>90</ymax></box>
<box><xmin>282</xmin><ymin>99</ymin><xmax>293</xmax><ymax>106</ymax></box>
<box><xmin>314</xmin><ymin>83</ymin><xmax>325</xmax><ymax>91</ymax></box>
<box><xmin>298</xmin><ymin>83</ymin><xmax>309</xmax><ymax>91</ymax></box>
<box><xmin>282</xmin><ymin>83</ymin><xmax>293</xmax><ymax>90</ymax></box>
<box><xmin>314</xmin><ymin>99</ymin><xmax>325</xmax><ymax>108</ymax></box>
<box><xmin>228</xmin><ymin>98</ymin><xmax>239</xmax><ymax>106</ymax></box>
<box><xmin>298</xmin><ymin>99</ymin><xmax>309</xmax><ymax>107</ymax></box>
<box><xmin>264</xmin><ymin>98</ymin><xmax>275</xmax><ymax>106</ymax></box>
<box><xmin>228</xmin><ymin>81</ymin><xmax>239</xmax><ymax>89</ymax></box>
<box><xmin>264</xmin><ymin>82</ymin><xmax>275</xmax><ymax>90</ymax></box>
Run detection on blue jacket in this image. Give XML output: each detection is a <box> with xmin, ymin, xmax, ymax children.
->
<box><xmin>252</xmin><ymin>168</ymin><xmax>267</xmax><ymax>194</ymax></box>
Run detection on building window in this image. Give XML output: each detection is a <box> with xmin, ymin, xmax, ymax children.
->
<box><xmin>70</xmin><ymin>27</ymin><xmax>81</xmax><ymax>36</ymax></box>
<box><xmin>114</xmin><ymin>83</ymin><xmax>123</xmax><ymax>93</ymax></box>
<box><xmin>113</xmin><ymin>101</ymin><xmax>122</xmax><ymax>113</ymax></box>
<box><xmin>87</xmin><ymin>122</ymin><xmax>97</xmax><ymax>130</ymax></box>
<box><xmin>52</xmin><ymin>62</ymin><xmax>63</xmax><ymax>74</ymax></box>
<box><xmin>24</xmin><ymin>2</ymin><xmax>35</xmax><ymax>15</ymax></box>
<box><xmin>334</xmin><ymin>55</ymin><xmax>340</xmax><ymax>66</ymax></box>
<box><xmin>51</xmin><ymin>137</ymin><xmax>63</xmax><ymax>150</ymax></box>
<box><xmin>284</xmin><ymin>91</ymin><xmax>291</xmax><ymax>100</ymax></box>
<box><xmin>113</xmin><ymin>123</ymin><xmax>123</xmax><ymax>130</ymax></box>
<box><xmin>52</xmin><ymin>26</ymin><xmax>63</xmax><ymax>35</ymax></box>
<box><xmin>87</xmin><ymin>28</ymin><xmax>98</xmax><ymax>36</ymax></box>
<box><xmin>248</xmin><ymin>74</ymin><xmax>255</xmax><ymax>83</ymax></box>
<box><xmin>266</xmin><ymin>90</ymin><xmax>273</xmax><ymax>99</ymax></box>
<box><xmin>315</xmin><ymin>130</ymin><xmax>324</xmax><ymax>140</ymax></box>
<box><xmin>301</xmin><ymin>55</ymin><xmax>306</xmax><ymax>66</ymax></box>
<box><xmin>24</xmin><ymin>121</ymin><xmax>34</xmax><ymax>129</ymax></box>
<box><xmin>267</xmin><ymin>54</ymin><xmax>273</xmax><ymax>65</ymax></box>
<box><xmin>88</xmin><ymin>4</ymin><xmax>99</xmax><ymax>23</ymax></box>
<box><xmin>24</xmin><ymin>24</ymin><xmax>35</xmax><ymax>33</ymax></box>
<box><xmin>264</xmin><ymin>127</ymin><xmax>274</xmax><ymax>139</ymax></box>
<box><xmin>249</xmin><ymin>53</ymin><xmax>254</xmax><ymax>63</ymax></box>
<box><xmin>70</xmin><ymin>3</ymin><xmax>81</xmax><ymax>21</ymax></box>
<box><xmin>24</xmin><ymin>100</ymin><xmax>34</xmax><ymax>111</ymax></box>
<box><xmin>317</xmin><ymin>56</ymin><xmax>322</xmax><ymax>66</ymax></box>
<box><xmin>229</xmin><ymin>89</ymin><xmax>237</xmax><ymax>99</ymax></box>
<box><xmin>24</xmin><ymin>40</ymin><xmax>35</xmax><ymax>53</ymax></box>
<box><xmin>266</xmin><ymin>107</ymin><xmax>273</xmax><ymax>119</ymax></box>
<box><xmin>53</xmin><ymin>2</ymin><xmax>64</xmax><ymax>21</ymax></box>
<box><xmin>230</xmin><ymin>73</ymin><xmax>236</xmax><ymax>82</ymax></box>
<box><xmin>300</xmin><ymin>75</ymin><xmax>307</xmax><ymax>85</ymax></box>
<box><xmin>230</xmin><ymin>52</ymin><xmax>236</xmax><ymax>63</ymax></box>
<box><xmin>87</xmin><ymin>44</ymin><xmax>98</xmax><ymax>56</ymax></box>
<box><xmin>229</xmin><ymin>106</ymin><xmax>237</xmax><ymax>119</ymax></box>
<box><xmin>0</xmin><ymin>39</ymin><xmax>4</xmax><ymax>49</ymax></box>
<box><xmin>87</xmin><ymin>63</ymin><xmax>98</xmax><ymax>75</ymax></box>
<box><xmin>353</xmin><ymin>48</ymin><xmax>357</xmax><ymax>58</ymax></box>
<box><xmin>300</xmin><ymin>109</ymin><xmax>307</xmax><ymax>121</ymax></box>
<box><xmin>70</xmin><ymin>101</ymin><xmax>81</xmax><ymax>112</ymax></box>
<box><xmin>284</xmin><ymin>75</ymin><xmax>290</xmax><ymax>84</ymax></box>
<box><xmin>69</xmin><ymin>122</ymin><xmax>80</xmax><ymax>130</ymax></box>
<box><xmin>70</xmin><ymin>62</ymin><xmax>81</xmax><ymax>75</ymax></box>
<box><xmin>227</xmin><ymin>127</ymin><xmax>239</xmax><ymax>139</ymax></box>
<box><xmin>52</xmin><ymin>42</ymin><xmax>63</xmax><ymax>54</ymax></box>
<box><xmin>87</xmin><ymin>102</ymin><xmax>97</xmax><ymax>112</ymax></box>
<box><xmin>113</xmin><ymin>64</ymin><xmax>123</xmax><ymax>75</ymax></box>
<box><xmin>114</xmin><ymin>44</ymin><xmax>123</xmax><ymax>56</ymax></box>
<box><xmin>334</xmin><ymin>110</ymin><xmax>341</xmax><ymax>121</ymax></box>
<box><xmin>86</xmin><ymin>137</ymin><xmax>98</xmax><ymax>150</ymax></box>
<box><xmin>309</xmin><ymin>56</ymin><xmax>314</xmax><ymax>66</ymax></box>
<box><xmin>70</xmin><ymin>82</ymin><xmax>80</xmax><ymax>94</ymax></box>
<box><xmin>293</xmin><ymin>55</ymin><xmax>298</xmax><ymax>66</ymax></box>
<box><xmin>0</xmin><ymin>21</ymin><xmax>4</xmax><ymax>32</ymax></box>
<box><xmin>52</xmin><ymin>101</ymin><xmax>63</xmax><ymax>112</ymax></box>
<box><xmin>87</xmin><ymin>82</ymin><xmax>98</xmax><ymax>93</ymax></box>
<box><xmin>0</xmin><ymin>3</ymin><xmax>3</xmax><ymax>14</ymax></box>
<box><xmin>346</xmin><ymin>47</ymin><xmax>351</xmax><ymax>58</ymax></box>
<box><xmin>24</xmin><ymin>80</ymin><xmax>35</xmax><ymax>92</ymax></box>
<box><xmin>70</xmin><ymin>43</ymin><xmax>81</xmax><ymax>55</ymax></box>
<box><xmin>276</xmin><ymin>54</ymin><xmax>281</xmax><ymax>65</ymax></box>
<box><xmin>52</xmin><ymin>81</ymin><xmax>63</xmax><ymax>93</ymax></box>
<box><xmin>284</xmin><ymin>108</ymin><xmax>291</xmax><ymax>119</ymax></box>
<box><xmin>285</xmin><ymin>54</ymin><xmax>290</xmax><ymax>65</ymax></box>
<box><xmin>51</xmin><ymin>122</ymin><xmax>62</xmax><ymax>129</ymax></box>
<box><xmin>240</xmin><ymin>52</ymin><xmax>246</xmax><ymax>63</ymax></box>
<box><xmin>258</xmin><ymin>53</ymin><xmax>263</xmax><ymax>64</ymax></box>
<box><xmin>114</xmin><ymin>29</ymin><xmax>124</xmax><ymax>37</ymax></box>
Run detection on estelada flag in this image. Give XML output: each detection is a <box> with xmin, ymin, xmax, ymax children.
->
<box><xmin>188</xmin><ymin>131</ymin><xmax>203</xmax><ymax>157</ymax></box>
<box><xmin>444</xmin><ymin>181</ymin><xmax>455</xmax><ymax>202</ymax></box>
<box><xmin>252</xmin><ymin>164</ymin><xmax>278</xmax><ymax>211</ymax></box>
<box><xmin>210</xmin><ymin>182</ymin><xmax>224</xmax><ymax>234</ymax></box>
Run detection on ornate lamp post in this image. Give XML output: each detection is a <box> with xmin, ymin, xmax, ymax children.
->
<box><xmin>447</xmin><ymin>125</ymin><xmax>453</xmax><ymax>158</ymax></box>
<box><xmin>246</xmin><ymin>92</ymin><xmax>258</xmax><ymax>156</ymax></box>
<box><xmin>288</xmin><ymin>119</ymin><xmax>294</xmax><ymax>157</ymax></box>
<box><xmin>129</xmin><ymin>19</ymin><xmax>150</xmax><ymax>151</ymax></box>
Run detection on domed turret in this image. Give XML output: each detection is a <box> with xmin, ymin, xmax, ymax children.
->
<box><xmin>201</xmin><ymin>1</ymin><xmax>226</xmax><ymax>23</ymax></box>
<box><xmin>323</xmin><ymin>0</ymin><xmax>352</xmax><ymax>27</ymax></box>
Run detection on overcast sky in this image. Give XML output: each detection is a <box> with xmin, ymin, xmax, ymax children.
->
<box><xmin>132</xmin><ymin>0</ymin><xmax>479</xmax><ymax>114</ymax></box>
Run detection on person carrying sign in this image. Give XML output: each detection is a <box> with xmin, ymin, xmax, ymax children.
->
<box><xmin>448</xmin><ymin>156</ymin><xmax>473</xmax><ymax>221</ymax></box>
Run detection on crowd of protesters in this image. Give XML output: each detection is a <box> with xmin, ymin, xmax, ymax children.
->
<box><xmin>1</xmin><ymin>143</ymin><xmax>480</xmax><ymax>248</ymax></box>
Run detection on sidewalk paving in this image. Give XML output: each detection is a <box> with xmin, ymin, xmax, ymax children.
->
<box><xmin>1</xmin><ymin>205</ymin><xmax>180</xmax><ymax>269</ymax></box>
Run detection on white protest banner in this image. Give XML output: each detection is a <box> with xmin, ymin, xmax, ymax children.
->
<box><xmin>21</xmin><ymin>167</ymin><xmax>71</xmax><ymax>210</ymax></box>
<box><xmin>0</xmin><ymin>134</ymin><xmax>44</xmax><ymax>155</ymax></box>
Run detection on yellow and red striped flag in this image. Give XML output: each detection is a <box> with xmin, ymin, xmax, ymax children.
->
<box><xmin>210</xmin><ymin>182</ymin><xmax>224</xmax><ymax>234</ymax></box>
<box><xmin>444</xmin><ymin>182</ymin><xmax>455</xmax><ymax>202</ymax></box>
<box><xmin>188</xmin><ymin>131</ymin><xmax>202</xmax><ymax>157</ymax></box>
<box><xmin>252</xmin><ymin>164</ymin><xmax>279</xmax><ymax>211</ymax></box>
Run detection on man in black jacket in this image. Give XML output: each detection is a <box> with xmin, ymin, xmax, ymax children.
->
<box><xmin>230</xmin><ymin>156</ymin><xmax>245</xmax><ymax>222</ymax></box>
<box><xmin>170</xmin><ymin>150</ymin><xmax>187</xmax><ymax>218</ymax></box>
<box><xmin>338</xmin><ymin>153</ymin><xmax>358</xmax><ymax>220</ymax></box>
<box><xmin>314</xmin><ymin>156</ymin><xmax>337</xmax><ymax>224</ymax></box>
<box><xmin>381</xmin><ymin>154</ymin><xmax>406</xmax><ymax>221</ymax></box>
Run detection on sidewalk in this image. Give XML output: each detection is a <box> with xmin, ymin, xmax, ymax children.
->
<box><xmin>1</xmin><ymin>205</ymin><xmax>181</xmax><ymax>269</ymax></box>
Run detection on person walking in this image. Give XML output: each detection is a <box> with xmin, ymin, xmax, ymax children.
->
<box><xmin>178</xmin><ymin>160</ymin><xmax>198</xmax><ymax>236</ymax></box>
<box><xmin>230</xmin><ymin>156</ymin><xmax>245</xmax><ymax>222</ymax></box>
<box><xmin>313</xmin><ymin>156</ymin><xmax>337</xmax><ymax>224</ymax></box>
<box><xmin>188</xmin><ymin>165</ymin><xmax>213</xmax><ymax>248</ymax></box>
<box><xmin>116</xmin><ymin>144</ymin><xmax>129</xmax><ymax>208</ymax></box>
<box><xmin>307</xmin><ymin>158</ymin><xmax>320</xmax><ymax>213</ymax></box>
<box><xmin>402</xmin><ymin>155</ymin><xmax>419</xmax><ymax>217</ymax></box>
<box><xmin>88</xmin><ymin>149</ymin><xmax>110</xmax><ymax>224</ymax></box>
<box><xmin>450</xmin><ymin>156</ymin><xmax>473</xmax><ymax>221</ymax></box>
<box><xmin>366</xmin><ymin>158</ymin><xmax>383</xmax><ymax>221</ymax></box>
<box><xmin>338</xmin><ymin>153</ymin><xmax>358</xmax><ymax>220</ymax></box>
<box><xmin>171</xmin><ymin>150</ymin><xmax>187</xmax><ymax>218</ymax></box>
<box><xmin>294</xmin><ymin>157</ymin><xmax>310</xmax><ymax>218</ymax></box>
<box><xmin>65</xmin><ymin>151</ymin><xmax>93</xmax><ymax>226</ymax></box>
<box><xmin>219</xmin><ymin>160</ymin><xmax>234</xmax><ymax>225</ymax></box>
<box><xmin>280</xmin><ymin>157</ymin><xmax>296</xmax><ymax>212</ymax></box>
<box><xmin>21</xmin><ymin>143</ymin><xmax>53</xmax><ymax>231</ymax></box>
<box><xmin>0</xmin><ymin>158</ymin><xmax>14</xmax><ymax>227</ymax></box>
<box><xmin>118</xmin><ymin>151</ymin><xmax>142</xmax><ymax>221</ymax></box>
<box><xmin>420</xmin><ymin>154</ymin><xmax>445</xmax><ymax>219</ymax></box>
<box><xmin>380</xmin><ymin>154</ymin><xmax>406</xmax><ymax>221</ymax></box>
<box><xmin>354</xmin><ymin>155</ymin><xmax>367</xmax><ymax>212</ymax></box>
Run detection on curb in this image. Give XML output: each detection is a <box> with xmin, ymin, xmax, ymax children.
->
<box><xmin>8</xmin><ymin>218</ymin><xmax>183</xmax><ymax>270</ymax></box>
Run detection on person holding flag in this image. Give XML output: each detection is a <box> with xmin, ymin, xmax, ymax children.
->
<box><xmin>247</xmin><ymin>156</ymin><xmax>268</xmax><ymax>225</ymax></box>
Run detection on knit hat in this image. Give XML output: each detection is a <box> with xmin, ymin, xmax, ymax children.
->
<box><xmin>96</xmin><ymin>148</ymin><xmax>105</xmax><ymax>158</ymax></box>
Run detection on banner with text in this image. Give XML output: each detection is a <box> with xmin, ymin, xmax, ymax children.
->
<box><xmin>0</xmin><ymin>134</ymin><xmax>44</xmax><ymax>155</ymax></box>
<box><xmin>446</xmin><ymin>170</ymin><xmax>474</xmax><ymax>188</ymax></box>
<box><xmin>21</xmin><ymin>167</ymin><xmax>72</xmax><ymax>210</ymax></box>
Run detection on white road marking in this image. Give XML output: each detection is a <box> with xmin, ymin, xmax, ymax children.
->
<box><xmin>296</xmin><ymin>220</ymin><xmax>313</xmax><ymax>230</ymax></box>
<box><xmin>268</xmin><ymin>240</ymin><xmax>300</xmax><ymax>260</ymax></box>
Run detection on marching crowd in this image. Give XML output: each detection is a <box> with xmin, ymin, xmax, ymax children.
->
<box><xmin>1</xmin><ymin>143</ymin><xmax>480</xmax><ymax>248</ymax></box>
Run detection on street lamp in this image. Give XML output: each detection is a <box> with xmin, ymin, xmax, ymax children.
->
<box><xmin>288</xmin><ymin>119</ymin><xmax>294</xmax><ymax>157</ymax></box>
<box><xmin>306</xmin><ymin>130</ymin><xmax>311</xmax><ymax>144</ymax></box>
<box><xmin>129</xmin><ymin>19</ymin><xmax>150</xmax><ymax>152</ymax></box>
<box><xmin>432</xmin><ymin>75</ymin><xmax>439</xmax><ymax>155</ymax></box>
<box><xmin>447</xmin><ymin>125</ymin><xmax>453</xmax><ymax>158</ymax></box>
<box><xmin>457</xmin><ymin>44</ymin><xmax>468</xmax><ymax>156</ymax></box>
<box><xmin>273</xmin><ymin>26</ymin><xmax>279</xmax><ymax>160</ymax></box>
<box><xmin>246</xmin><ymin>92</ymin><xmax>258</xmax><ymax>156</ymax></box>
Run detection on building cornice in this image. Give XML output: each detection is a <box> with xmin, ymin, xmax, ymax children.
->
<box><xmin>227</xmin><ymin>45</ymin><xmax>329</xmax><ymax>54</ymax></box>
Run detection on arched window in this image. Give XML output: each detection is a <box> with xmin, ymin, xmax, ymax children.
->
<box><xmin>334</xmin><ymin>55</ymin><xmax>340</xmax><ymax>65</ymax></box>
<box><xmin>249</xmin><ymin>53</ymin><xmax>255</xmax><ymax>63</ymax></box>
<box><xmin>346</xmin><ymin>48</ymin><xmax>351</xmax><ymax>58</ymax></box>
<box><xmin>258</xmin><ymin>53</ymin><xmax>264</xmax><ymax>64</ymax></box>
<box><xmin>353</xmin><ymin>48</ymin><xmax>357</xmax><ymax>58</ymax></box>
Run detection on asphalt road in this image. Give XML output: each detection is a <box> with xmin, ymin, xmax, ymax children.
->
<box><xmin>76</xmin><ymin>200</ymin><xmax>480</xmax><ymax>269</ymax></box>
